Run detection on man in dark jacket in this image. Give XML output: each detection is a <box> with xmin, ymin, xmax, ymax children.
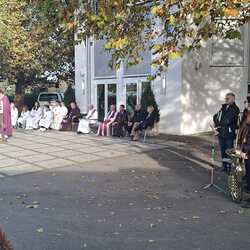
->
<box><xmin>128</xmin><ymin>104</ymin><xmax>146</xmax><ymax>135</ymax></box>
<box><xmin>213</xmin><ymin>92</ymin><xmax>240</xmax><ymax>172</ymax></box>
<box><xmin>131</xmin><ymin>105</ymin><xmax>156</xmax><ymax>141</ymax></box>
<box><xmin>112</xmin><ymin>104</ymin><xmax>128</xmax><ymax>137</ymax></box>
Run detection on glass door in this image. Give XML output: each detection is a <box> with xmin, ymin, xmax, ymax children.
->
<box><xmin>107</xmin><ymin>84</ymin><xmax>117</xmax><ymax>110</ymax></box>
<box><xmin>126</xmin><ymin>83</ymin><xmax>137</xmax><ymax>116</ymax></box>
<box><xmin>97</xmin><ymin>84</ymin><xmax>105</xmax><ymax>121</ymax></box>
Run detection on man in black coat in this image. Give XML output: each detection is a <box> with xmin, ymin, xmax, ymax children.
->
<box><xmin>128</xmin><ymin>104</ymin><xmax>146</xmax><ymax>135</ymax></box>
<box><xmin>112</xmin><ymin>104</ymin><xmax>128</xmax><ymax>137</ymax></box>
<box><xmin>213</xmin><ymin>92</ymin><xmax>240</xmax><ymax>172</ymax></box>
<box><xmin>131</xmin><ymin>105</ymin><xmax>156</xmax><ymax>141</ymax></box>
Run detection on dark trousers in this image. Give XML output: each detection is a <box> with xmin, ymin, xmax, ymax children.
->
<box><xmin>245</xmin><ymin>159</ymin><xmax>250</xmax><ymax>190</ymax></box>
<box><xmin>218</xmin><ymin>136</ymin><xmax>234</xmax><ymax>169</ymax></box>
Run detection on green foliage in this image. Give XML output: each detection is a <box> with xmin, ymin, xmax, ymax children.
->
<box><xmin>0</xmin><ymin>0</ymin><xmax>74</xmax><ymax>92</ymax></box>
<box><xmin>71</xmin><ymin>0</ymin><xmax>248</xmax><ymax>77</ymax></box>
<box><xmin>23</xmin><ymin>93</ymin><xmax>39</xmax><ymax>110</ymax></box>
<box><xmin>64</xmin><ymin>84</ymin><xmax>75</xmax><ymax>108</ymax></box>
<box><xmin>140</xmin><ymin>83</ymin><xmax>160</xmax><ymax>122</ymax></box>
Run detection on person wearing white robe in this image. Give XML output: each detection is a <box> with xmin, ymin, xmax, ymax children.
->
<box><xmin>77</xmin><ymin>105</ymin><xmax>98</xmax><ymax>134</ymax></box>
<box><xmin>26</xmin><ymin>102</ymin><xmax>43</xmax><ymax>130</ymax></box>
<box><xmin>39</xmin><ymin>106</ymin><xmax>54</xmax><ymax>131</ymax></box>
<box><xmin>51</xmin><ymin>102</ymin><xmax>68</xmax><ymax>130</ymax></box>
<box><xmin>10</xmin><ymin>102</ymin><xmax>18</xmax><ymax>128</ymax></box>
<box><xmin>17</xmin><ymin>106</ymin><xmax>30</xmax><ymax>129</ymax></box>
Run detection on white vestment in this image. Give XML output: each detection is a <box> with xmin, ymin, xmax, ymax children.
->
<box><xmin>11</xmin><ymin>107</ymin><xmax>18</xmax><ymax>127</ymax></box>
<box><xmin>18</xmin><ymin>111</ymin><xmax>30</xmax><ymax>128</ymax></box>
<box><xmin>39</xmin><ymin>110</ymin><xmax>54</xmax><ymax>129</ymax></box>
<box><xmin>26</xmin><ymin>107</ymin><xmax>42</xmax><ymax>130</ymax></box>
<box><xmin>52</xmin><ymin>106</ymin><xmax>68</xmax><ymax>130</ymax></box>
<box><xmin>77</xmin><ymin>108</ymin><xmax>98</xmax><ymax>134</ymax></box>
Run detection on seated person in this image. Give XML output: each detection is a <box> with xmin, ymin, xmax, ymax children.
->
<box><xmin>17</xmin><ymin>106</ymin><xmax>30</xmax><ymax>129</ymax></box>
<box><xmin>128</xmin><ymin>104</ymin><xmax>146</xmax><ymax>135</ymax></box>
<box><xmin>131</xmin><ymin>105</ymin><xmax>156</xmax><ymax>141</ymax></box>
<box><xmin>26</xmin><ymin>101</ymin><xmax>43</xmax><ymax>130</ymax></box>
<box><xmin>97</xmin><ymin>104</ymin><xmax>117</xmax><ymax>136</ymax></box>
<box><xmin>77</xmin><ymin>104</ymin><xmax>98</xmax><ymax>134</ymax></box>
<box><xmin>112</xmin><ymin>104</ymin><xmax>128</xmax><ymax>137</ymax></box>
<box><xmin>53</xmin><ymin>102</ymin><xmax>68</xmax><ymax>130</ymax></box>
<box><xmin>10</xmin><ymin>102</ymin><xmax>18</xmax><ymax>128</ymax></box>
<box><xmin>39</xmin><ymin>105</ymin><xmax>54</xmax><ymax>131</ymax></box>
<box><xmin>60</xmin><ymin>102</ymin><xmax>81</xmax><ymax>131</ymax></box>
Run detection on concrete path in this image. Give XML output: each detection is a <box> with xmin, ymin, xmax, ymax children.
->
<box><xmin>0</xmin><ymin>130</ymin><xmax>185</xmax><ymax>177</ymax></box>
<box><xmin>0</xmin><ymin>131</ymin><xmax>249</xmax><ymax>250</ymax></box>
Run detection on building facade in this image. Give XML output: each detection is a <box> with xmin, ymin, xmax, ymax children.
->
<box><xmin>75</xmin><ymin>23</ymin><xmax>250</xmax><ymax>135</ymax></box>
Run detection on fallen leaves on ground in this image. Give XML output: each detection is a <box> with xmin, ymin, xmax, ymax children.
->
<box><xmin>36</xmin><ymin>227</ymin><xmax>44</xmax><ymax>233</ymax></box>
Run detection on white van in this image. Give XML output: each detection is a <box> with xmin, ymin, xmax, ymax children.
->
<box><xmin>37</xmin><ymin>92</ymin><xmax>64</xmax><ymax>106</ymax></box>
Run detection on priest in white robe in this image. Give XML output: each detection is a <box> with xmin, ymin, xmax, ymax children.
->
<box><xmin>26</xmin><ymin>102</ymin><xmax>43</xmax><ymax>130</ymax></box>
<box><xmin>10</xmin><ymin>102</ymin><xmax>18</xmax><ymax>128</ymax></box>
<box><xmin>39</xmin><ymin>106</ymin><xmax>54</xmax><ymax>131</ymax></box>
<box><xmin>77</xmin><ymin>105</ymin><xmax>98</xmax><ymax>134</ymax></box>
<box><xmin>52</xmin><ymin>102</ymin><xmax>68</xmax><ymax>130</ymax></box>
<box><xmin>17</xmin><ymin>106</ymin><xmax>30</xmax><ymax>129</ymax></box>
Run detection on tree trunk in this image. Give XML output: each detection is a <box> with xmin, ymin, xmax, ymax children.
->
<box><xmin>15</xmin><ymin>78</ymin><xmax>24</xmax><ymax>95</ymax></box>
<box><xmin>15</xmin><ymin>74</ymin><xmax>26</xmax><ymax>109</ymax></box>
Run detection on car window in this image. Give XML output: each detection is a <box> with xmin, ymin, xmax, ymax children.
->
<box><xmin>39</xmin><ymin>94</ymin><xmax>59</xmax><ymax>102</ymax></box>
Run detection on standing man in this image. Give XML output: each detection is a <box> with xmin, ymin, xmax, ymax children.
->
<box><xmin>213</xmin><ymin>92</ymin><xmax>240</xmax><ymax>172</ymax></box>
<box><xmin>0</xmin><ymin>89</ymin><xmax>12</xmax><ymax>140</ymax></box>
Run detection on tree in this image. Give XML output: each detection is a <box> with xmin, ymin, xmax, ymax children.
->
<box><xmin>0</xmin><ymin>0</ymin><xmax>74</xmax><ymax>94</ymax></box>
<box><xmin>34</xmin><ymin>0</ymin><xmax>249</xmax><ymax>77</ymax></box>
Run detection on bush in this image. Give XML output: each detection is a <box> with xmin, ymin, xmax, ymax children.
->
<box><xmin>23</xmin><ymin>93</ymin><xmax>38</xmax><ymax>110</ymax></box>
<box><xmin>64</xmin><ymin>84</ymin><xmax>75</xmax><ymax>108</ymax></box>
<box><xmin>141</xmin><ymin>83</ymin><xmax>160</xmax><ymax>122</ymax></box>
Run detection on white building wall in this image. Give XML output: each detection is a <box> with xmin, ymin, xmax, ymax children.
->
<box><xmin>181</xmin><ymin>50</ymin><xmax>247</xmax><ymax>135</ymax></box>
<box><xmin>181</xmin><ymin>23</ymin><xmax>249</xmax><ymax>135</ymax></box>
<box><xmin>153</xmin><ymin>59</ymin><xmax>182</xmax><ymax>134</ymax></box>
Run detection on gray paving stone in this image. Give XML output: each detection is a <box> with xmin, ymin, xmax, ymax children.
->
<box><xmin>35</xmin><ymin>147</ymin><xmax>65</xmax><ymax>154</ymax></box>
<box><xmin>61</xmin><ymin>143</ymin><xmax>90</xmax><ymax>150</ymax></box>
<box><xmin>93</xmin><ymin>150</ymin><xmax>128</xmax><ymax>158</ymax></box>
<box><xmin>75</xmin><ymin>147</ymin><xmax>106</xmax><ymax>154</ymax></box>
<box><xmin>0</xmin><ymin>164</ymin><xmax>42</xmax><ymax>176</ymax></box>
<box><xmin>0</xmin><ymin>158</ymin><xmax>25</xmax><ymax>168</ymax></box>
<box><xmin>24</xmin><ymin>154</ymin><xmax>55</xmax><ymax>163</ymax></box>
<box><xmin>22</xmin><ymin>143</ymin><xmax>48</xmax><ymax>150</ymax></box>
<box><xmin>35</xmin><ymin>158</ymin><xmax>73</xmax><ymax>169</ymax></box>
<box><xmin>0</xmin><ymin>145</ymin><xmax>21</xmax><ymax>153</ymax></box>
<box><xmin>67</xmin><ymin>154</ymin><xmax>102</xmax><ymax>163</ymax></box>
<box><xmin>3</xmin><ymin>150</ymin><xmax>39</xmax><ymax>157</ymax></box>
<box><xmin>49</xmin><ymin>150</ymin><xmax>80</xmax><ymax>158</ymax></box>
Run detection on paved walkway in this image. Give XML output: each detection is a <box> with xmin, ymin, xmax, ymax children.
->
<box><xmin>0</xmin><ymin>130</ymin><xmax>185</xmax><ymax>177</ymax></box>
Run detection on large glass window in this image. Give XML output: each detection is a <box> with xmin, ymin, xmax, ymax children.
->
<box><xmin>124</xmin><ymin>51</ymin><xmax>151</xmax><ymax>76</ymax></box>
<box><xmin>126</xmin><ymin>83</ymin><xmax>137</xmax><ymax>116</ymax></box>
<box><xmin>94</xmin><ymin>40</ymin><xmax>116</xmax><ymax>78</ymax></box>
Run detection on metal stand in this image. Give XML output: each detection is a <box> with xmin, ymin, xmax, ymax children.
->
<box><xmin>202</xmin><ymin>128</ymin><xmax>226</xmax><ymax>193</ymax></box>
<box><xmin>203</xmin><ymin>164</ymin><xmax>225</xmax><ymax>193</ymax></box>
